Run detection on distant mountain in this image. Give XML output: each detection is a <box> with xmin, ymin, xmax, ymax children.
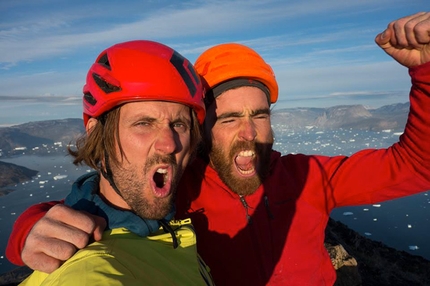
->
<box><xmin>272</xmin><ymin>102</ymin><xmax>409</xmax><ymax>131</ymax></box>
<box><xmin>0</xmin><ymin>118</ymin><xmax>84</xmax><ymax>156</ymax></box>
<box><xmin>0</xmin><ymin>161</ymin><xmax>38</xmax><ymax>196</ymax></box>
<box><xmin>0</xmin><ymin>104</ymin><xmax>410</xmax><ymax>156</ymax></box>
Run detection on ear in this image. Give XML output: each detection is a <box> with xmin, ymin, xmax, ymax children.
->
<box><xmin>86</xmin><ymin>118</ymin><xmax>98</xmax><ymax>134</ymax></box>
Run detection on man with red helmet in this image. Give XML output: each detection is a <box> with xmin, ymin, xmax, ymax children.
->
<box><xmin>16</xmin><ymin>40</ymin><xmax>214</xmax><ymax>285</ymax></box>
<box><xmin>7</xmin><ymin>12</ymin><xmax>430</xmax><ymax>285</ymax></box>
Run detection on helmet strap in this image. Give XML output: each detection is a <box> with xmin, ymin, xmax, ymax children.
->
<box><xmin>100</xmin><ymin>152</ymin><xmax>124</xmax><ymax>199</ymax></box>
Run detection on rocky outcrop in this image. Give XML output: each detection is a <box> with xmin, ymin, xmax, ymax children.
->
<box><xmin>0</xmin><ymin>161</ymin><xmax>38</xmax><ymax>194</ymax></box>
<box><xmin>0</xmin><ymin>266</ymin><xmax>32</xmax><ymax>286</ymax></box>
<box><xmin>326</xmin><ymin>218</ymin><xmax>430</xmax><ymax>285</ymax></box>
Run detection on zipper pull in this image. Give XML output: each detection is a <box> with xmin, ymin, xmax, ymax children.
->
<box><xmin>264</xmin><ymin>195</ymin><xmax>274</xmax><ymax>219</ymax></box>
<box><xmin>239</xmin><ymin>196</ymin><xmax>253</xmax><ymax>225</ymax></box>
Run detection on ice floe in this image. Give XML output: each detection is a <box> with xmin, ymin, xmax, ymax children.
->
<box><xmin>53</xmin><ymin>174</ymin><xmax>68</xmax><ymax>180</ymax></box>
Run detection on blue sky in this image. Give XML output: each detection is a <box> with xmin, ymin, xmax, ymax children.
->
<box><xmin>0</xmin><ymin>0</ymin><xmax>428</xmax><ymax>126</ymax></box>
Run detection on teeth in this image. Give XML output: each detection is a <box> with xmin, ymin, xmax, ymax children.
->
<box><xmin>238</xmin><ymin>150</ymin><xmax>255</xmax><ymax>157</ymax></box>
<box><xmin>156</xmin><ymin>168</ymin><xmax>167</xmax><ymax>174</ymax></box>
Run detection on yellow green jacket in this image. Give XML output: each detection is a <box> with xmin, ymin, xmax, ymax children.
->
<box><xmin>20</xmin><ymin>219</ymin><xmax>214</xmax><ymax>286</ymax></box>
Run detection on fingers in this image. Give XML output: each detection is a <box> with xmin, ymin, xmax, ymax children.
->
<box><xmin>40</xmin><ymin>205</ymin><xmax>98</xmax><ymax>248</ymax></box>
<box><xmin>376</xmin><ymin>12</ymin><xmax>428</xmax><ymax>46</ymax></box>
<box><xmin>21</xmin><ymin>204</ymin><xmax>107</xmax><ymax>273</ymax></box>
<box><xmin>375</xmin><ymin>12</ymin><xmax>430</xmax><ymax>67</ymax></box>
<box><xmin>92</xmin><ymin>214</ymin><xmax>107</xmax><ymax>241</ymax></box>
<box><xmin>393</xmin><ymin>12</ymin><xmax>430</xmax><ymax>48</ymax></box>
<box><xmin>22</xmin><ymin>235</ymin><xmax>78</xmax><ymax>273</ymax></box>
<box><xmin>21</xmin><ymin>252</ymin><xmax>63</xmax><ymax>274</ymax></box>
<box><xmin>81</xmin><ymin>211</ymin><xmax>107</xmax><ymax>242</ymax></box>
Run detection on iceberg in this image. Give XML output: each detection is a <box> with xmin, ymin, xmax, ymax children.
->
<box><xmin>53</xmin><ymin>174</ymin><xmax>68</xmax><ymax>180</ymax></box>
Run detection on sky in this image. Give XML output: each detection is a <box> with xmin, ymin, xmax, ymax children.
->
<box><xmin>0</xmin><ymin>0</ymin><xmax>428</xmax><ymax>126</ymax></box>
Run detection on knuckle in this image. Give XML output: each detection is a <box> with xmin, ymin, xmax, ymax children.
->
<box><xmin>48</xmin><ymin>204</ymin><xmax>68</xmax><ymax>216</ymax></box>
<box><xmin>404</xmin><ymin>22</ymin><xmax>415</xmax><ymax>33</ymax></box>
<box><xmin>73</xmin><ymin>232</ymin><xmax>90</xmax><ymax>249</ymax></box>
<box><xmin>24</xmin><ymin>233</ymin><xmax>44</xmax><ymax>250</ymax></box>
<box><xmin>55</xmin><ymin>244</ymin><xmax>77</xmax><ymax>261</ymax></box>
<box><xmin>414</xmin><ymin>23</ymin><xmax>427</xmax><ymax>37</ymax></box>
<box><xmin>79</xmin><ymin>212</ymin><xmax>97</xmax><ymax>232</ymax></box>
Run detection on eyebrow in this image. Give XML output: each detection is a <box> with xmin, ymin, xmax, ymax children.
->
<box><xmin>217</xmin><ymin>108</ymin><xmax>270</xmax><ymax>120</ymax></box>
<box><xmin>126</xmin><ymin>115</ymin><xmax>156</xmax><ymax>123</ymax></box>
<box><xmin>126</xmin><ymin>114</ymin><xmax>191</xmax><ymax>125</ymax></box>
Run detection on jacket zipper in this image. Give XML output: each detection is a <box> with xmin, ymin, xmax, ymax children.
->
<box><xmin>239</xmin><ymin>195</ymin><xmax>253</xmax><ymax>224</ymax></box>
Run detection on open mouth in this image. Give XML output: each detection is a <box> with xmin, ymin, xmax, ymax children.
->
<box><xmin>151</xmin><ymin>166</ymin><xmax>172</xmax><ymax>197</ymax></box>
<box><xmin>154</xmin><ymin>168</ymin><xmax>168</xmax><ymax>188</ymax></box>
<box><xmin>234</xmin><ymin>150</ymin><xmax>256</xmax><ymax>176</ymax></box>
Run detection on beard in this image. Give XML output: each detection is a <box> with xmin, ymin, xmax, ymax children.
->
<box><xmin>209</xmin><ymin>138</ymin><xmax>273</xmax><ymax>196</ymax></box>
<box><xmin>111</xmin><ymin>154</ymin><xmax>181</xmax><ymax>220</ymax></box>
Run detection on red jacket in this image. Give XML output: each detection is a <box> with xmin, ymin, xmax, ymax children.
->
<box><xmin>7</xmin><ymin>63</ymin><xmax>430</xmax><ymax>285</ymax></box>
<box><xmin>175</xmin><ymin>63</ymin><xmax>430</xmax><ymax>285</ymax></box>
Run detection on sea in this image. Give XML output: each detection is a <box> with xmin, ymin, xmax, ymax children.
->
<box><xmin>0</xmin><ymin>128</ymin><xmax>429</xmax><ymax>275</ymax></box>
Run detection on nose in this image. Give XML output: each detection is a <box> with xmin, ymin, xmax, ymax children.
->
<box><xmin>238</xmin><ymin>119</ymin><xmax>257</xmax><ymax>141</ymax></box>
<box><xmin>154</xmin><ymin>127</ymin><xmax>178</xmax><ymax>154</ymax></box>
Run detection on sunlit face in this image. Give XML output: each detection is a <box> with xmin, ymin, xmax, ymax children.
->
<box><xmin>97</xmin><ymin>101</ymin><xmax>193</xmax><ymax>219</ymax></box>
<box><xmin>204</xmin><ymin>86</ymin><xmax>274</xmax><ymax>196</ymax></box>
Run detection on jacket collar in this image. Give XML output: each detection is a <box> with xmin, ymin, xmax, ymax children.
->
<box><xmin>64</xmin><ymin>172</ymin><xmax>174</xmax><ymax>237</ymax></box>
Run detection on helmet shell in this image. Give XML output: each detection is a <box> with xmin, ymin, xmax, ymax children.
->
<box><xmin>83</xmin><ymin>40</ymin><xmax>205</xmax><ymax>125</ymax></box>
<box><xmin>194</xmin><ymin>43</ymin><xmax>278</xmax><ymax>103</ymax></box>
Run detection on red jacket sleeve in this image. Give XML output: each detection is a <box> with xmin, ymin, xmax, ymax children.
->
<box><xmin>6</xmin><ymin>200</ymin><xmax>64</xmax><ymax>265</ymax></box>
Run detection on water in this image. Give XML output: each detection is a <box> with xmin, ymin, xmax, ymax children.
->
<box><xmin>0</xmin><ymin>152</ymin><xmax>91</xmax><ymax>274</ymax></box>
<box><xmin>331</xmin><ymin>193</ymin><xmax>430</xmax><ymax>258</ymax></box>
<box><xmin>0</xmin><ymin>128</ymin><xmax>429</xmax><ymax>275</ymax></box>
<box><xmin>274</xmin><ymin>127</ymin><xmax>430</xmax><ymax>260</ymax></box>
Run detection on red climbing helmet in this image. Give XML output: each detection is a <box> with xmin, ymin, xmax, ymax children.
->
<box><xmin>82</xmin><ymin>40</ymin><xmax>205</xmax><ymax>125</ymax></box>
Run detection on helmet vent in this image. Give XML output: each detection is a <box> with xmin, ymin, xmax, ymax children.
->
<box><xmin>92</xmin><ymin>73</ymin><xmax>121</xmax><ymax>94</ymax></box>
<box><xmin>84</xmin><ymin>92</ymin><xmax>97</xmax><ymax>106</ymax></box>
<box><xmin>97</xmin><ymin>53</ymin><xmax>111</xmax><ymax>70</ymax></box>
<box><xmin>170</xmin><ymin>51</ymin><xmax>198</xmax><ymax>97</ymax></box>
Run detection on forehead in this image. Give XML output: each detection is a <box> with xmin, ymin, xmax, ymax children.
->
<box><xmin>120</xmin><ymin>101</ymin><xmax>191</xmax><ymax>119</ymax></box>
<box><xmin>214</xmin><ymin>86</ymin><xmax>270</xmax><ymax>113</ymax></box>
